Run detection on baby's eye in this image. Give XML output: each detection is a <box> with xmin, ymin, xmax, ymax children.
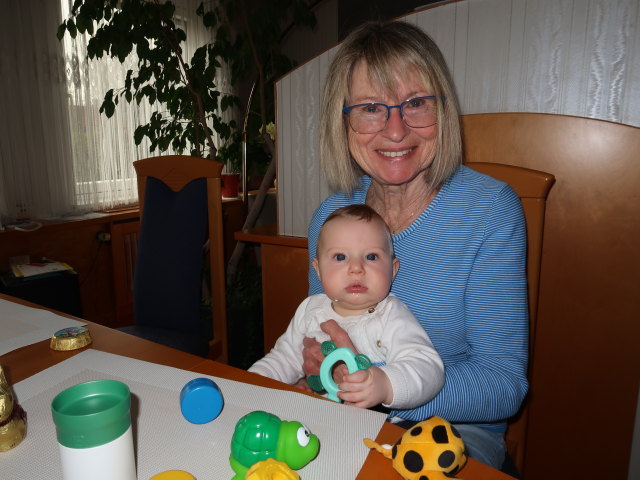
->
<box><xmin>334</xmin><ymin>253</ymin><xmax>346</xmax><ymax>261</ymax></box>
<box><xmin>366</xmin><ymin>253</ymin><xmax>378</xmax><ymax>260</ymax></box>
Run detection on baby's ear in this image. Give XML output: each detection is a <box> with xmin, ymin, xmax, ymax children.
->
<box><xmin>392</xmin><ymin>257</ymin><xmax>400</xmax><ymax>279</ymax></box>
<box><xmin>312</xmin><ymin>257</ymin><xmax>321</xmax><ymax>279</ymax></box>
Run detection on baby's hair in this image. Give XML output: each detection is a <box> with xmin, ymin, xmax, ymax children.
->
<box><xmin>319</xmin><ymin>204</ymin><xmax>395</xmax><ymax>256</ymax></box>
<box><xmin>322</xmin><ymin>204</ymin><xmax>384</xmax><ymax>226</ymax></box>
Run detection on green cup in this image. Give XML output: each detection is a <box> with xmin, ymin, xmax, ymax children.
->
<box><xmin>51</xmin><ymin>380</ymin><xmax>136</xmax><ymax>479</ymax></box>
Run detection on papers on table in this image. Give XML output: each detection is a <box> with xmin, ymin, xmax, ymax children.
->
<box><xmin>0</xmin><ymin>299</ymin><xmax>85</xmax><ymax>355</ymax></box>
<box><xmin>11</xmin><ymin>260</ymin><xmax>74</xmax><ymax>278</ymax></box>
<box><xmin>6</xmin><ymin>350</ymin><xmax>387</xmax><ymax>480</ymax></box>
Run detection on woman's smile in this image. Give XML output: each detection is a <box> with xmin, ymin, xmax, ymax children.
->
<box><xmin>377</xmin><ymin>147</ymin><xmax>414</xmax><ymax>158</ymax></box>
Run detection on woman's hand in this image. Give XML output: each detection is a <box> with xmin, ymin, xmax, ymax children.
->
<box><xmin>320</xmin><ymin>319</ymin><xmax>359</xmax><ymax>382</ymax></box>
<box><xmin>301</xmin><ymin>319</ymin><xmax>359</xmax><ymax>382</ymax></box>
<box><xmin>294</xmin><ymin>377</ymin><xmax>314</xmax><ymax>393</ymax></box>
<box><xmin>320</xmin><ymin>319</ymin><xmax>358</xmax><ymax>351</ymax></box>
<box><xmin>301</xmin><ymin>336</ymin><xmax>324</xmax><ymax>376</ymax></box>
<box><xmin>338</xmin><ymin>366</ymin><xmax>392</xmax><ymax>408</ymax></box>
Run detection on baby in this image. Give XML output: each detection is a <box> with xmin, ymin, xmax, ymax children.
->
<box><xmin>249</xmin><ymin>204</ymin><xmax>443</xmax><ymax>410</ymax></box>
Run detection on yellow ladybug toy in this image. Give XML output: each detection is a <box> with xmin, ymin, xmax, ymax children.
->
<box><xmin>363</xmin><ymin>416</ymin><xmax>467</xmax><ymax>480</ymax></box>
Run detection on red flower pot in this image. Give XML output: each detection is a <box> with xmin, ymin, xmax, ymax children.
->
<box><xmin>221</xmin><ymin>173</ymin><xmax>240</xmax><ymax>198</ymax></box>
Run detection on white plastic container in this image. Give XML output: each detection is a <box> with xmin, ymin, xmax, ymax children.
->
<box><xmin>51</xmin><ymin>380</ymin><xmax>137</xmax><ymax>480</ymax></box>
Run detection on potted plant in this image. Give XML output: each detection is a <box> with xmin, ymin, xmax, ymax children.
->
<box><xmin>58</xmin><ymin>0</ymin><xmax>315</xmax><ymax>280</ymax></box>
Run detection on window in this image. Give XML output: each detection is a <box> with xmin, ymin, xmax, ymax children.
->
<box><xmin>0</xmin><ymin>0</ymin><xmax>229</xmax><ymax>222</ymax></box>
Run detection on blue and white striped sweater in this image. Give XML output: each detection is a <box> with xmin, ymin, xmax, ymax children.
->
<box><xmin>308</xmin><ymin>165</ymin><xmax>528</xmax><ymax>431</ymax></box>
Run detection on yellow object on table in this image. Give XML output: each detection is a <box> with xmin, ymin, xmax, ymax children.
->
<box><xmin>245</xmin><ymin>458</ymin><xmax>299</xmax><ymax>480</ymax></box>
<box><xmin>149</xmin><ymin>470</ymin><xmax>196</xmax><ymax>480</ymax></box>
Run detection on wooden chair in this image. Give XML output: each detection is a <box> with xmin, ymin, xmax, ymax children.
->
<box><xmin>110</xmin><ymin>218</ymin><xmax>140</xmax><ymax>326</ymax></box>
<box><xmin>120</xmin><ymin>155</ymin><xmax>228</xmax><ymax>363</ymax></box>
<box><xmin>465</xmin><ymin>161</ymin><xmax>555</xmax><ymax>475</ymax></box>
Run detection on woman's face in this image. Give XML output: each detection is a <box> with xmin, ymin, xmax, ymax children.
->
<box><xmin>346</xmin><ymin>61</ymin><xmax>438</xmax><ymax>187</ymax></box>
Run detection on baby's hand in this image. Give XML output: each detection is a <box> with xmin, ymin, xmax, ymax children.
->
<box><xmin>337</xmin><ymin>366</ymin><xmax>392</xmax><ymax>408</ymax></box>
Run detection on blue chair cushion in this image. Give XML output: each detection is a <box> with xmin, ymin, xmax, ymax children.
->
<box><xmin>131</xmin><ymin>176</ymin><xmax>211</xmax><ymax>349</ymax></box>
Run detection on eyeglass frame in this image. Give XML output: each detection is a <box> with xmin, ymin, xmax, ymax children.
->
<box><xmin>342</xmin><ymin>95</ymin><xmax>445</xmax><ymax>134</ymax></box>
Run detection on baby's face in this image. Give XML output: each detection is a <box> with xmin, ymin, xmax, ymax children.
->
<box><xmin>313</xmin><ymin>217</ymin><xmax>398</xmax><ymax>316</ymax></box>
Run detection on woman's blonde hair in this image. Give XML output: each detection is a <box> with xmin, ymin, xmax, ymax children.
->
<box><xmin>320</xmin><ymin>20</ymin><xmax>463</xmax><ymax>194</ymax></box>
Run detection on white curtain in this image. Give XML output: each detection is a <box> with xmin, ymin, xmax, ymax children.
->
<box><xmin>0</xmin><ymin>0</ymin><xmax>76</xmax><ymax>221</ymax></box>
<box><xmin>276</xmin><ymin>0</ymin><xmax>640</xmax><ymax>237</ymax></box>
<box><xmin>0</xmin><ymin>0</ymin><xmax>232</xmax><ymax>222</ymax></box>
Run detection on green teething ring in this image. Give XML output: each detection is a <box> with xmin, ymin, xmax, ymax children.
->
<box><xmin>316</xmin><ymin>341</ymin><xmax>371</xmax><ymax>402</ymax></box>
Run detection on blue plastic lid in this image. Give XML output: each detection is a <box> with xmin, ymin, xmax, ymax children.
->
<box><xmin>179</xmin><ymin>378</ymin><xmax>224</xmax><ymax>424</ymax></box>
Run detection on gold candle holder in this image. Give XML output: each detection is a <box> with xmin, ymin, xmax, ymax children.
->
<box><xmin>0</xmin><ymin>366</ymin><xmax>26</xmax><ymax>452</ymax></box>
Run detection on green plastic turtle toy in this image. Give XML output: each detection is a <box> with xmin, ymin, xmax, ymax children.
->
<box><xmin>229</xmin><ymin>410</ymin><xmax>320</xmax><ymax>480</ymax></box>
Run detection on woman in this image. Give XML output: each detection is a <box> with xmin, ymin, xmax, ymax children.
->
<box><xmin>303</xmin><ymin>20</ymin><xmax>528</xmax><ymax>469</ymax></box>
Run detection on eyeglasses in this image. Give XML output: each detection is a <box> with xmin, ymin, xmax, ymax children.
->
<box><xmin>342</xmin><ymin>96</ymin><xmax>440</xmax><ymax>134</ymax></box>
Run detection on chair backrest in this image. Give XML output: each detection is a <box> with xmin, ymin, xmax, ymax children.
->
<box><xmin>134</xmin><ymin>155</ymin><xmax>228</xmax><ymax>363</ymax></box>
<box><xmin>466</xmin><ymin>161</ymin><xmax>555</xmax><ymax>474</ymax></box>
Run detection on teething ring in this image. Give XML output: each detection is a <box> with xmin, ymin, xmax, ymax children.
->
<box><xmin>309</xmin><ymin>341</ymin><xmax>371</xmax><ymax>402</ymax></box>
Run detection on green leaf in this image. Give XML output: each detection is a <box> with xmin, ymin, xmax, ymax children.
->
<box><xmin>124</xmin><ymin>69</ymin><xmax>133</xmax><ymax>89</ymax></box>
<box><xmin>75</xmin><ymin>12</ymin><xmax>87</xmax><ymax>34</ymax></box>
<box><xmin>56</xmin><ymin>23</ymin><xmax>67</xmax><ymax>41</ymax></box>
<box><xmin>140</xmin><ymin>85</ymin><xmax>155</xmax><ymax>101</ymax></box>
<box><xmin>202</xmin><ymin>11</ymin><xmax>217</xmax><ymax>28</ymax></box>
<box><xmin>98</xmin><ymin>89</ymin><xmax>115</xmax><ymax>117</ymax></box>
<box><xmin>134</xmin><ymin>125</ymin><xmax>146</xmax><ymax>145</ymax></box>
<box><xmin>67</xmin><ymin>19</ymin><xmax>77</xmax><ymax>38</ymax></box>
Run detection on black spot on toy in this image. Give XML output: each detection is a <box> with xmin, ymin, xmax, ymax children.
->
<box><xmin>403</xmin><ymin>450</ymin><xmax>424</xmax><ymax>472</ymax></box>
<box><xmin>432</xmin><ymin>425</ymin><xmax>449</xmax><ymax>444</ymax></box>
